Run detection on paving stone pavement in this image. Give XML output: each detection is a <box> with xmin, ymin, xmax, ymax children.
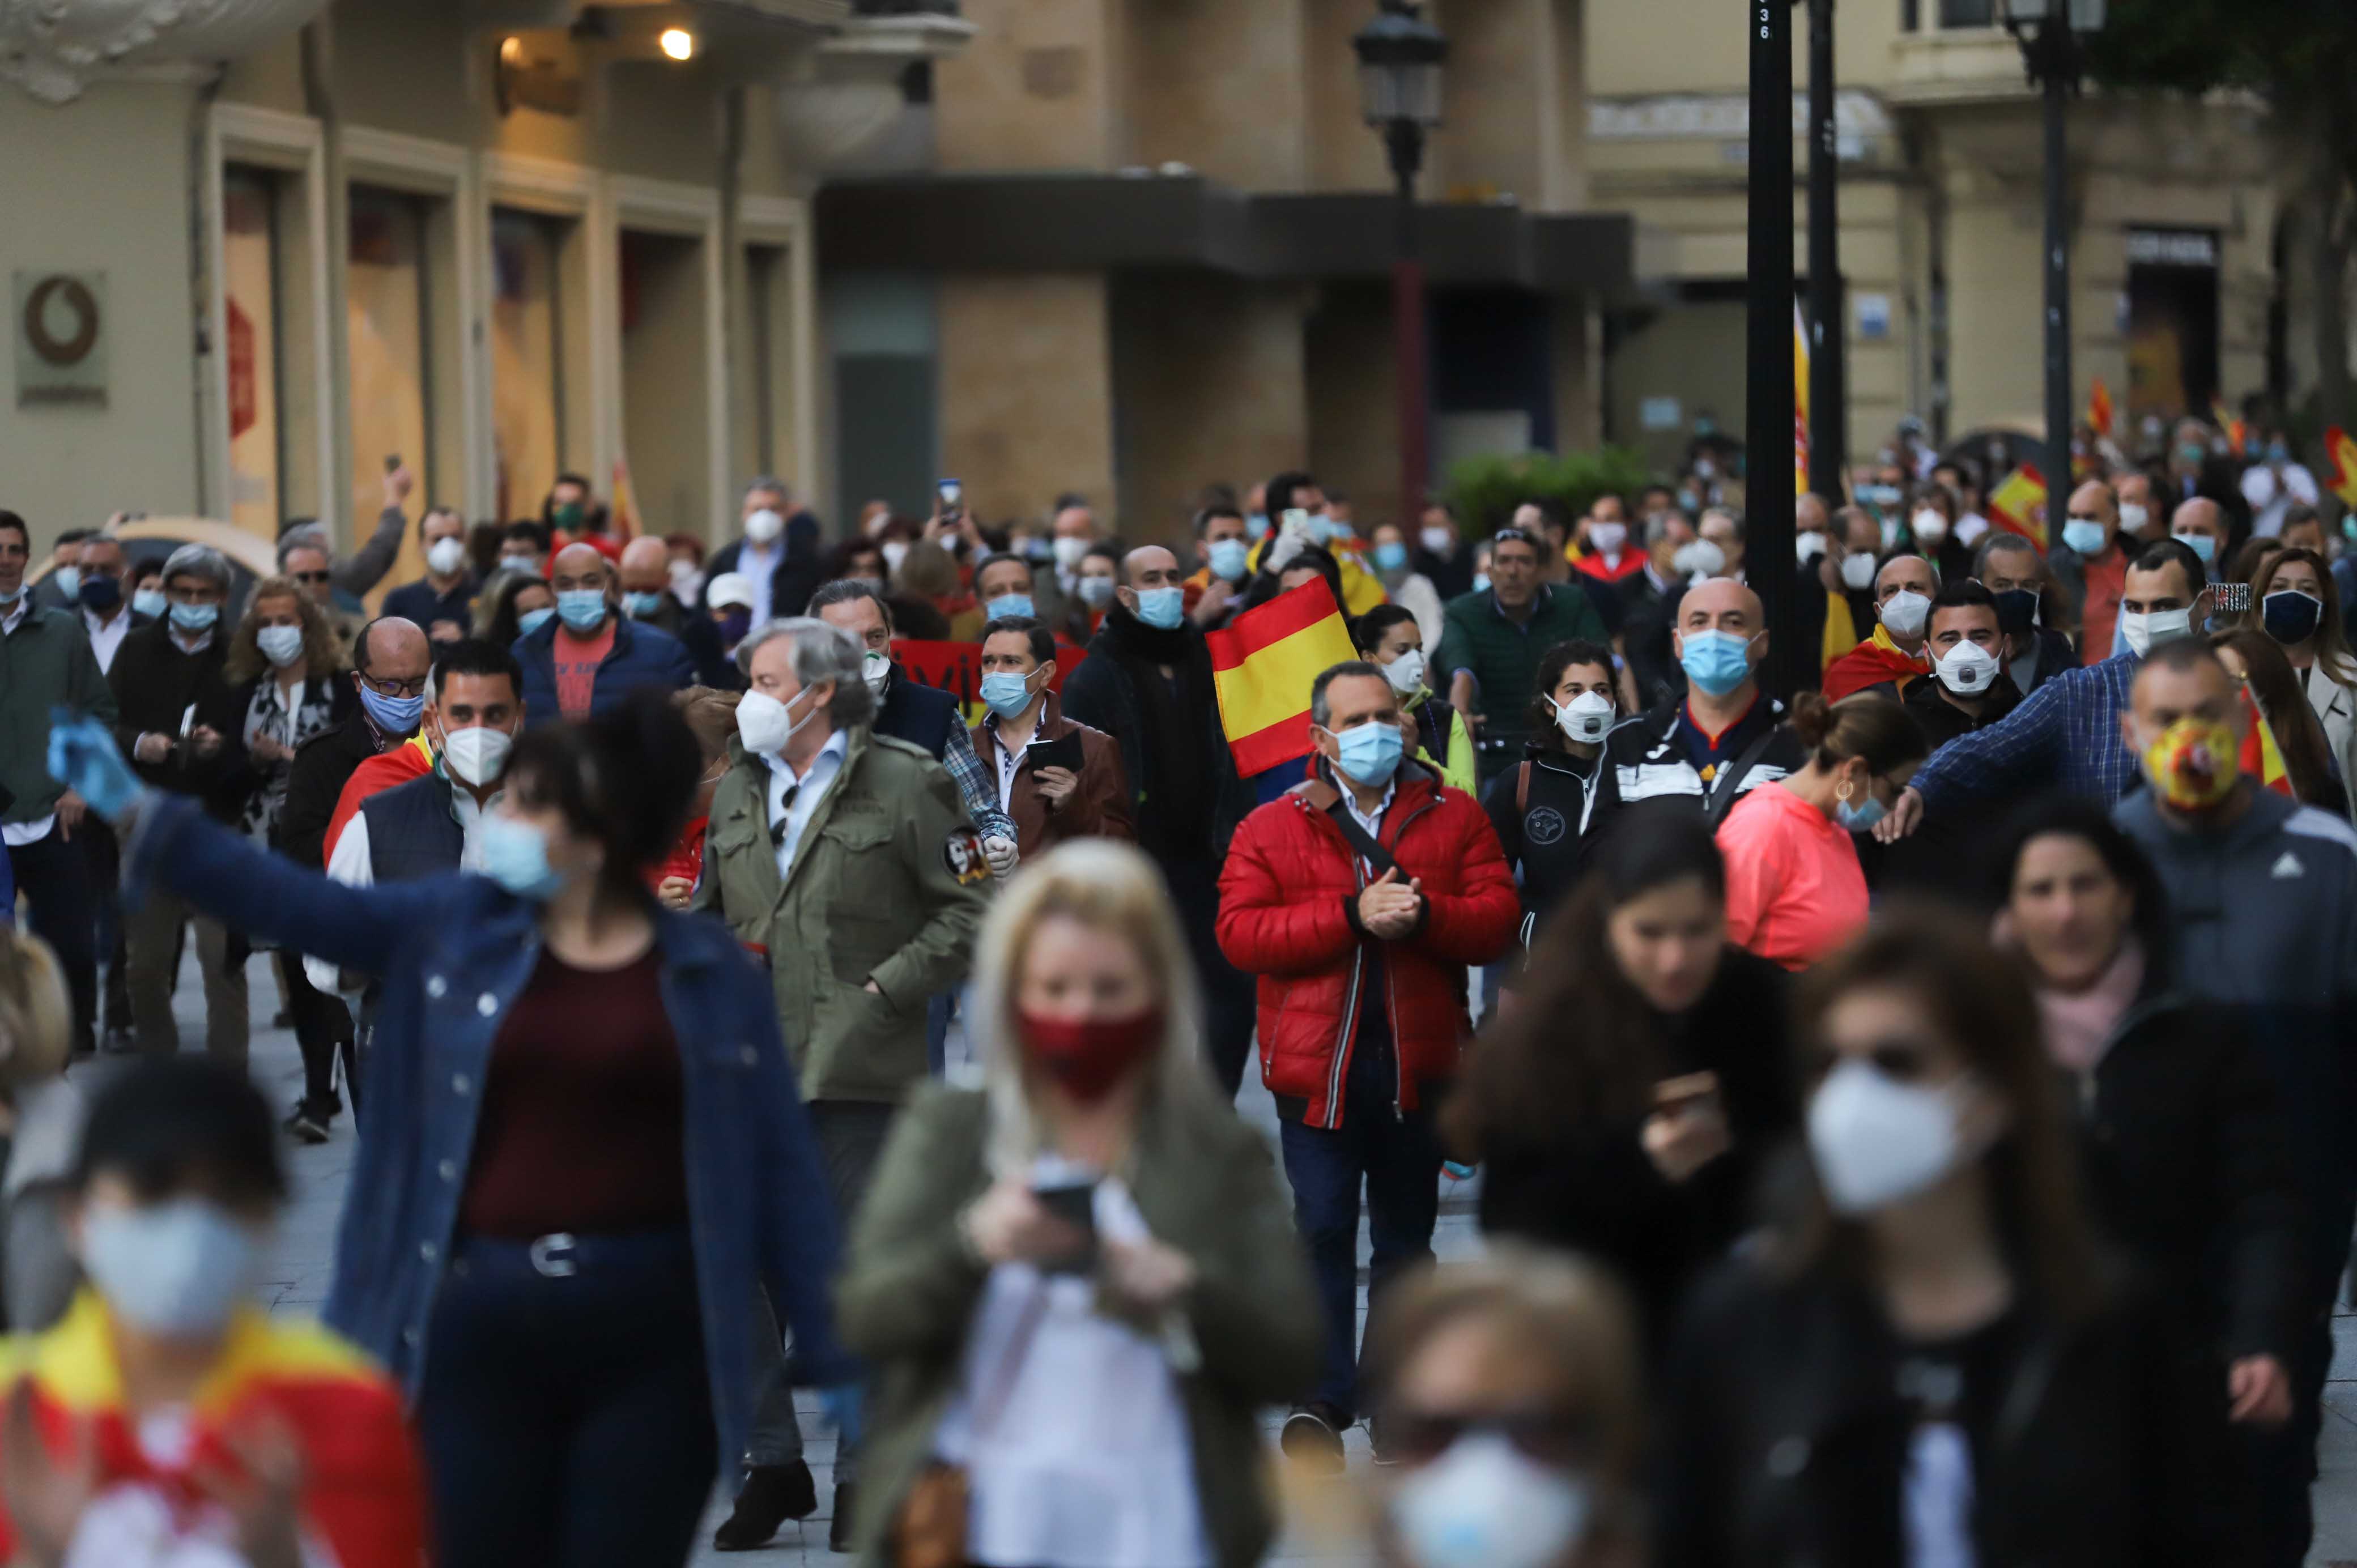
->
<box><xmin>140</xmin><ymin>956</ymin><xmax>2357</xmax><ymax>1566</ymax></box>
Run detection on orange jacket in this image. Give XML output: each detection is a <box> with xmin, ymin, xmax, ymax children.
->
<box><xmin>0</xmin><ymin>1292</ymin><xmax>428</xmax><ymax>1568</ymax></box>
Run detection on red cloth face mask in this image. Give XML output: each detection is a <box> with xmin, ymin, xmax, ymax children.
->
<box><xmin>1017</xmin><ymin>1008</ymin><xmax>1163</xmax><ymax>1103</ymax></box>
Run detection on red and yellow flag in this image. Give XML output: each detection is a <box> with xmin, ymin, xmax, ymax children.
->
<box><xmin>2324</xmin><ymin>426</ymin><xmax>2357</xmax><ymax>510</ymax></box>
<box><xmin>2240</xmin><ymin>687</ymin><xmax>2295</xmax><ymax>798</ymax></box>
<box><xmin>1206</xmin><ymin>579</ymin><xmax>1359</xmax><ymax>777</ymax></box>
<box><xmin>2211</xmin><ymin>396</ymin><xmax>2247</xmax><ymax>458</ymax></box>
<box><xmin>1988</xmin><ymin>462</ymin><xmax>2049</xmax><ymax>552</ymax></box>
<box><xmin>2087</xmin><ymin>378</ymin><xmax>2115</xmax><ymax>439</ymax></box>
<box><xmin>1794</xmin><ymin>299</ymin><xmax>1812</xmax><ymax>498</ymax></box>
<box><xmin>610</xmin><ymin>453</ymin><xmax>641</xmax><ymax>542</ymax></box>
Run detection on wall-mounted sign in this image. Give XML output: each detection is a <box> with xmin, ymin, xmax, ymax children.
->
<box><xmin>2125</xmin><ymin>229</ymin><xmax>2218</xmax><ymax>270</ymax></box>
<box><xmin>1641</xmin><ymin>395</ymin><xmax>1684</xmax><ymax>431</ymax></box>
<box><xmin>1856</xmin><ymin>294</ymin><xmax>1892</xmax><ymax>341</ymax></box>
<box><xmin>15</xmin><ymin>270</ymin><xmax>105</xmax><ymax>408</ymax></box>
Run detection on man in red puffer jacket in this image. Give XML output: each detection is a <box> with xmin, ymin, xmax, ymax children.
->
<box><xmin>1217</xmin><ymin>659</ymin><xmax>1517</xmax><ymax>1469</ymax></box>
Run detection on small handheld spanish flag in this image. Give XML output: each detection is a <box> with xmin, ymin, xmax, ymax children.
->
<box><xmin>1794</xmin><ymin>299</ymin><xmax>1812</xmax><ymax>498</ymax></box>
<box><xmin>2325</xmin><ymin>426</ymin><xmax>2357</xmax><ymax>511</ymax></box>
<box><xmin>2211</xmin><ymin>396</ymin><xmax>2248</xmax><ymax>459</ymax></box>
<box><xmin>1206</xmin><ymin>579</ymin><xmax>1360</xmax><ymax>777</ymax></box>
<box><xmin>1988</xmin><ymin>462</ymin><xmax>2049</xmax><ymax>552</ymax></box>
<box><xmin>2087</xmin><ymin>378</ymin><xmax>2114</xmax><ymax>440</ymax></box>
<box><xmin>2240</xmin><ymin>685</ymin><xmax>2295</xmax><ymax>799</ymax></box>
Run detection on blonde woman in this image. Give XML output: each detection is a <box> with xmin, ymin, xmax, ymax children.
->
<box><xmin>221</xmin><ymin>571</ymin><xmax>353</xmax><ymax>846</ymax></box>
<box><xmin>1364</xmin><ymin>1250</ymin><xmax>1644</xmax><ymax>1568</ymax></box>
<box><xmin>840</xmin><ymin>840</ymin><xmax>1321</xmax><ymax>1568</ymax></box>
<box><xmin>0</xmin><ymin>927</ymin><xmax>83</xmax><ymax>1331</ymax></box>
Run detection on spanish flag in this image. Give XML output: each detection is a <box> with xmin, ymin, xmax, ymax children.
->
<box><xmin>322</xmin><ymin>730</ymin><xmax>437</xmax><ymax>864</ymax></box>
<box><xmin>2211</xmin><ymin>396</ymin><xmax>2247</xmax><ymax>458</ymax></box>
<box><xmin>1206</xmin><ymin>579</ymin><xmax>1359</xmax><ymax>777</ymax></box>
<box><xmin>1794</xmin><ymin>299</ymin><xmax>1812</xmax><ymax>497</ymax></box>
<box><xmin>610</xmin><ymin>452</ymin><xmax>641</xmax><ymax>543</ymax></box>
<box><xmin>2325</xmin><ymin>426</ymin><xmax>2357</xmax><ymax>510</ymax></box>
<box><xmin>1988</xmin><ymin>462</ymin><xmax>2049</xmax><ymax>551</ymax></box>
<box><xmin>2087</xmin><ymin>378</ymin><xmax>2114</xmax><ymax>439</ymax></box>
<box><xmin>2240</xmin><ymin>686</ymin><xmax>2295</xmax><ymax>798</ymax></box>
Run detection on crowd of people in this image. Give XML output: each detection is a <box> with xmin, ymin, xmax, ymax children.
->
<box><xmin>0</xmin><ymin>414</ymin><xmax>2351</xmax><ymax>1568</ymax></box>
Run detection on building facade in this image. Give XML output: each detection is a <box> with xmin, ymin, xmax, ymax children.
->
<box><xmin>813</xmin><ymin>0</ymin><xmax>1633</xmax><ymax>539</ymax></box>
<box><xmin>0</xmin><ymin>0</ymin><xmax>967</xmax><ymax>580</ymax></box>
<box><xmin>1590</xmin><ymin>0</ymin><xmax>2286</xmax><ymax>474</ymax></box>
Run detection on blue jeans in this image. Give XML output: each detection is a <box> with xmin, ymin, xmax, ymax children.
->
<box><xmin>416</xmin><ymin>1229</ymin><xmax>716</xmax><ymax>1568</ymax></box>
<box><xmin>1278</xmin><ymin>1045</ymin><xmax>1442</xmax><ymax>1424</ymax></box>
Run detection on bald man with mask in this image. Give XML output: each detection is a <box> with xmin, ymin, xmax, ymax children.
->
<box><xmin>1060</xmin><ymin>544</ymin><xmax>1261</xmax><ymax>1094</ymax></box>
<box><xmin>514</xmin><ymin>542</ymin><xmax>695</xmax><ymax>723</ymax></box>
<box><xmin>1602</xmin><ymin>577</ymin><xmax>1806</xmax><ymax>826</ymax></box>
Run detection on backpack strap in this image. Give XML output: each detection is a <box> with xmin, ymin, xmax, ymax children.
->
<box><xmin>1516</xmin><ymin>760</ymin><xmax>1533</xmax><ymax>817</ymax></box>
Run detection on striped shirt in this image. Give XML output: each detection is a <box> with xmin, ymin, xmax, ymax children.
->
<box><xmin>1912</xmin><ymin>652</ymin><xmax>2141</xmax><ymax>812</ymax></box>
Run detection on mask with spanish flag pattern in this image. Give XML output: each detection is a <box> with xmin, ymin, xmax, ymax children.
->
<box><xmin>2140</xmin><ymin>716</ymin><xmax>2240</xmax><ymax>813</ymax></box>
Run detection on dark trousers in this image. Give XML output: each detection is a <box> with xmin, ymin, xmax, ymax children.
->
<box><xmin>417</xmin><ymin>1229</ymin><xmax>716</xmax><ymax>1568</ymax></box>
<box><xmin>1277</xmin><ymin>1042</ymin><xmax>1442</xmax><ymax>1424</ymax></box>
<box><xmin>277</xmin><ymin>952</ymin><xmax>351</xmax><ymax>1109</ymax></box>
<box><xmin>2241</xmin><ymin>1204</ymin><xmax>2354</xmax><ymax>1568</ymax></box>
<box><xmin>6</xmin><ymin>825</ymin><xmax>94</xmax><ymax>1056</ymax></box>
<box><xmin>744</xmin><ymin>1100</ymin><xmax>896</xmax><ymax>1477</ymax></box>
<box><xmin>79</xmin><ymin>819</ymin><xmax>129</xmax><ymax>1034</ymax></box>
<box><xmin>1162</xmin><ymin>854</ymin><xmax>1257</xmax><ymax>1101</ymax></box>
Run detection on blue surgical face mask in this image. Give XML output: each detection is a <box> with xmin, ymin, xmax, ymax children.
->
<box><xmin>133</xmin><ymin>587</ymin><xmax>167</xmax><ymax>619</ymax></box>
<box><xmin>556</xmin><ymin>589</ymin><xmax>610</xmax><ymax>632</ymax></box>
<box><xmin>1679</xmin><ymin>629</ymin><xmax>1756</xmax><ymax>697</ymax></box>
<box><xmin>1372</xmin><ymin>541</ymin><xmax>1409</xmax><ymax>573</ymax></box>
<box><xmin>50</xmin><ymin>566</ymin><xmax>79</xmax><ymax>600</ymax></box>
<box><xmin>979</xmin><ymin>670</ymin><xmax>1037</xmax><ymax>719</ymax></box>
<box><xmin>984</xmin><ymin>593</ymin><xmax>1036</xmax><ymax>621</ymax></box>
<box><xmin>517</xmin><ymin>606</ymin><xmax>556</xmax><ymax>638</ymax></box>
<box><xmin>479</xmin><ymin>812</ymin><xmax>566</xmax><ymax>901</ymax></box>
<box><xmin>1328</xmin><ymin>719</ymin><xmax>1404</xmax><ymax>788</ymax></box>
<box><xmin>1317</xmin><ymin>516</ymin><xmax>1355</xmax><ymax>546</ymax></box>
<box><xmin>1133</xmin><ymin>585</ymin><xmax>1185</xmax><ymax>630</ymax></box>
<box><xmin>1207</xmin><ymin>539</ymin><xmax>1250</xmax><ymax>582</ymax></box>
<box><xmin>1078</xmin><ymin>576</ymin><xmax>1116</xmax><ymax>609</ymax></box>
<box><xmin>1472</xmin><ymin>573</ymin><xmax>1492</xmax><ymax>595</ymax></box>
<box><xmin>2060</xmin><ymin>518</ymin><xmax>2107</xmax><ymax>557</ymax></box>
<box><xmin>1245</xmin><ymin>512</ymin><xmax>1271</xmax><ymax>541</ymax></box>
<box><xmin>623</xmin><ymin>590</ymin><xmax>665</xmax><ymax>619</ymax></box>
<box><xmin>168</xmin><ymin>600</ymin><xmax>219</xmax><ymax>633</ymax></box>
<box><xmin>79</xmin><ymin>1197</ymin><xmax>263</xmax><ymax>1339</ymax></box>
<box><xmin>358</xmin><ymin>681</ymin><xmax>425</xmax><ymax>738</ymax></box>
<box><xmin>2172</xmin><ymin>530</ymin><xmax>2216</xmax><ymax>565</ymax></box>
<box><xmin>1836</xmin><ymin>790</ymin><xmax>1889</xmax><ymax>833</ymax></box>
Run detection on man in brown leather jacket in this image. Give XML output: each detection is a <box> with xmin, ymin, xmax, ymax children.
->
<box><xmin>967</xmin><ymin>615</ymin><xmax>1133</xmax><ymax>858</ymax></box>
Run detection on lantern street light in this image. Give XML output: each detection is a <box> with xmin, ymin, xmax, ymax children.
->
<box><xmin>1352</xmin><ymin>0</ymin><xmax>1447</xmax><ymax>524</ymax></box>
<box><xmin>2002</xmin><ymin>0</ymin><xmax>2105</xmax><ymax>490</ymax></box>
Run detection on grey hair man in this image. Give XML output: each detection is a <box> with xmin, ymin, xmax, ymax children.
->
<box><xmin>695</xmin><ymin>613</ymin><xmax>987</xmax><ymax>1545</ymax></box>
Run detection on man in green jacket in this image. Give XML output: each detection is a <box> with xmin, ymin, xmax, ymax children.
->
<box><xmin>1436</xmin><ymin>525</ymin><xmax>1608</xmax><ymax>783</ymax></box>
<box><xmin>694</xmin><ymin>614</ymin><xmax>987</xmax><ymax>1549</ymax></box>
<box><xmin>0</xmin><ymin>509</ymin><xmax>117</xmax><ymax>1058</ymax></box>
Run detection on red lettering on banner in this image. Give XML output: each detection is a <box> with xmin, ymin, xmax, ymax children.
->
<box><xmin>892</xmin><ymin>638</ymin><xmax>1088</xmax><ymax>716</ymax></box>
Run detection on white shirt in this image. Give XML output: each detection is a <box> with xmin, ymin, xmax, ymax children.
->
<box><xmin>2244</xmin><ymin>462</ymin><xmax>2320</xmax><ymax>538</ymax></box>
<box><xmin>305</xmin><ymin>779</ymin><xmax>500</xmax><ymax>990</ymax></box>
<box><xmin>738</xmin><ymin>540</ymin><xmax>781</xmax><ymax>624</ymax></box>
<box><xmin>986</xmin><ymin>708</ymin><xmax>1044</xmax><ymax>814</ymax></box>
<box><xmin>933</xmin><ymin>1160</ymin><xmax>1210</xmax><ymax>1568</ymax></box>
<box><xmin>1341</xmin><ymin>777</ymin><xmax>1396</xmax><ymax>871</ymax></box>
<box><xmin>82</xmin><ymin>607</ymin><xmax>132</xmax><ymax>674</ymax></box>
<box><xmin>765</xmin><ymin>728</ymin><xmax>848</xmax><ymax>881</ymax></box>
<box><xmin>0</xmin><ymin>595</ymin><xmax>26</xmax><ymax>638</ymax></box>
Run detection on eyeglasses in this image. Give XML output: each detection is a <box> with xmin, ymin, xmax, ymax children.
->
<box><xmin>1380</xmin><ymin>1407</ymin><xmax>1595</xmax><ymax>1469</ymax></box>
<box><xmin>359</xmin><ymin>672</ymin><xmax>429</xmax><ymax>698</ymax></box>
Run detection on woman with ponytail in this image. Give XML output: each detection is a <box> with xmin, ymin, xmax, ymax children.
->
<box><xmin>41</xmin><ymin>691</ymin><xmax>855</xmax><ymax>1568</ymax></box>
<box><xmin>1715</xmin><ymin>691</ymin><xmax>1929</xmax><ymax>970</ymax></box>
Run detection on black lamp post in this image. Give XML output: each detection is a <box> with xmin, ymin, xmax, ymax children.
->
<box><xmin>1745</xmin><ymin>0</ymin><xmax>1802</xmax><ymax>700</ymax></box>
<box><xmin>1353</xmin><ymin>0</ymin><xmax>1447</xmax><ymax>523</ymax></box>
<box><xmin>2003</xmin><ymin>0</ymin><xmax>2105</xmax><ymax>490</ymax></box>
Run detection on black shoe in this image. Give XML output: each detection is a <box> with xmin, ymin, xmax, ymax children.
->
<box><xmin>1281</xmin><ymin>1403</ymin><xmax>1350</xmax><ymax>1474</ymax></box>
<box><xmin>713</xmin><ymin>1461</ymin><xmax>818</xmax><ymax>1551</ymax></box>
<box><xmin>828</xmin><ymin>1480</ymin><xmax>857</xmax><ymax>1554</ymax></box>
<box><xmin>283</xmin><ymin>1104</ymin><xmax>331</xmax><ymax>1145</ymax></box>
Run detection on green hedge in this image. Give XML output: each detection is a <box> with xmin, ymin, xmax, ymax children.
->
<box><xmin>1442</xmin><ymin>448</ymin><xmax>1654</xmax><ymax>538</ymax></box>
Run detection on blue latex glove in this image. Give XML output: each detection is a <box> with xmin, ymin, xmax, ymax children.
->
<box><xmin>820</xmin><ymin>1384</ymin><xmax>864</xmax><ymax>1451</ymax></box>
<box><xmin>46</xmin><ymin>708</ymin><xmax>145</xmax><ymax>823</ymax></box>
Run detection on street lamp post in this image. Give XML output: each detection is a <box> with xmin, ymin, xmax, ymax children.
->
<box><xmin>2002</xmin><ymin>0</ymin><xmax>2105</xmax><ymax>489</ymax></box>
<box><xmin>1354</xmin><ymin>0</ymin><xmax>1447</xmax><ymax>525</ymax></box>
<box><xmin>1806</xmin><ymin>0</ymin><xmax>1846</xmax><ymax>502</ymax></box>
<box><xmin>1745</xmin><ymin>0</ymin><xmax>1802</xmax><ymax>701</ymax></box>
